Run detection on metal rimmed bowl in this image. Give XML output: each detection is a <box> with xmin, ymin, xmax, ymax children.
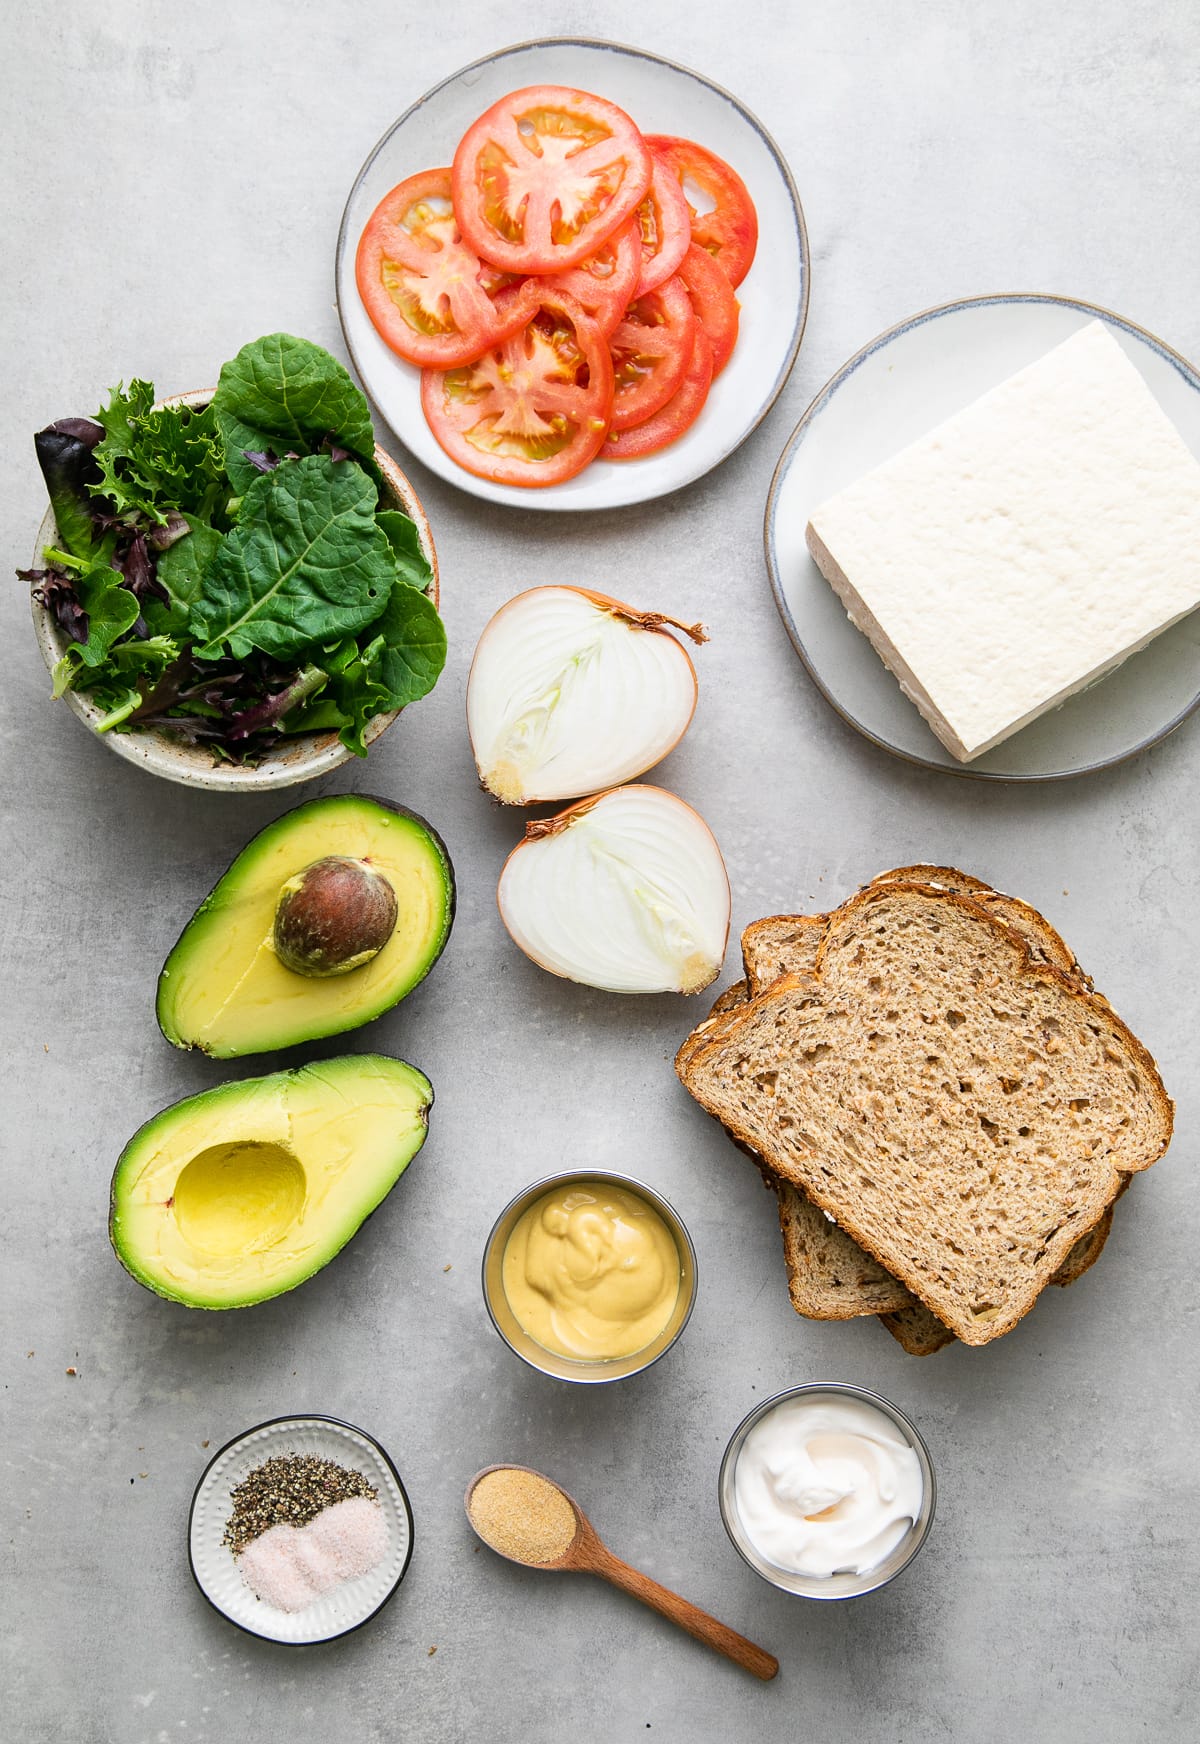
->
<box><xmin>718</xmin><ymin>1382</ymin><xmax>936</xmax><ymax>1600</ymax></box>
<box><xmin>28</xmin><ymin>390</ymin><xmax>439</xmax><ymax>791</ymax></box>
<box><xmin>188</xmin><ymin>1414</ymin><xmax>414</xmax><ymax>1645</ymax></box>
<box><xmin>481</xmin><ymin>1169</ymin><xmax>698</xmax><ymax>1384</ymax></box>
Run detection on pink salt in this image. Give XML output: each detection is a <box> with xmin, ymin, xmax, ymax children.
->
<box><xmin>237</xmin><ymin>1496</ymin><xmax>389</xmax><ymax>1613</ymax></box>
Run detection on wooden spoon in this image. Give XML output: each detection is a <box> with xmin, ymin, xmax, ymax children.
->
<box><xmin>465</xmin><ymin>1464</ymin><xmax>778</xmax><ymax>1681</ymax></box>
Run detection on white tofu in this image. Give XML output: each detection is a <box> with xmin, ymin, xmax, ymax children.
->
<box><xmin>805</xmin><ymin>320</ymin><xmax>1200</xmax><ymax>761</ymax></box>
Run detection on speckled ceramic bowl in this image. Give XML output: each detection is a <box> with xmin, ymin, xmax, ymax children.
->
<box><xmin>28</xmin><ymin>390</ymin><xmax>439</xmax><ymax>792</ymax></box>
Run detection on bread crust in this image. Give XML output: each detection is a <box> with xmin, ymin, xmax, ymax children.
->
<box><xmin>682</xmin><ymin>881</ymin><xmax>1171</xmax><ymax>1345</ymax></box>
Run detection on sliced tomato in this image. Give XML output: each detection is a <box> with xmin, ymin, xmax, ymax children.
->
<box><xmin>452</xmin><ymin>86</ymin><xmax>652</xmax><ymax>274</ymax></box>
<box><xmin>646</xmin><ymin>136</ymin><xmax>758</xmax><ymax>287</ymax></box>
<box><xmin>677</xmin><ymin>244</ymin><xmax>740</xmax><ymax>376</ymax></box>
<box><xmin>355</xmin><ymin>168</ymin><xmax>530</xmax><ymax>368</ymax></box>
<box><xmin>524</xmin><ymin>217</ymin><xmax>641</xmax><ymax>338</ymax></box>
<box><xmin>420</xmin><ymin>289</ymin><xmax>614</xmax><ymax>487</ymax></box>
<box><xmin>633</xmin><ymin>155</ymin><xmax>691</xmax><ymax>295</ymax></box>
<box><xmin>600</xmin><ymin>326</ymin><xmax>714</xmax><ymax>462</ymax></box>
<box><xmin>608</xmin><ymin>276</ymin><xmax>697</xmax><ymax>431</ymax></box>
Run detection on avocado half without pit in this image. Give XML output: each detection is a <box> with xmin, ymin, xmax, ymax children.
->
<box><xmin>157</xmin><ymin>794</ymin><xmax>454</xmax><ymax>1057</ymax></box>
<box><xmin>109</xmin><ymin>1055</ymin><xmax>433</xmax><ymax>1308</ymax></box>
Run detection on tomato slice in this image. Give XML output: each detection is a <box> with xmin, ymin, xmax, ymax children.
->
<box><xmin>420</xmin><ymin>289</ymin><xmax>614</xmax><ymax>487</ymax></box>
<box><xmin>600</xmin><ymin>326</ymin><xmax>714</xmax><ymax>462</ymax></box>
<box><xmin>608</xmin><ymin>276</ymin><xmax>697</xmax><ymax>432</ymax></box>
<box><xmin>524</xmin><ymin>218</ymin><xmax>641</xmax><ymax>338</ymax></box>
<box><xmin>452</xmin><ymin>86</ymin><xmax>653</xmax><ymax>274</ymax></box>
<box><xmin>677</xmin><ymin>243</ymin><xmax>740</xmax><ymax>376</ymax></box>
<box><xmin>646</xmin><ymin>136</ymin><xmax>758</xmax><ymax>287</ymax></box>
<box><xmin>633</xmin><ymin>155</ymin><xmax>691</xmax><ymax>296</ymax></box>
<box><xmin>356</xmin><ymin>168</ymin><xmax>530</xmax><ymax>368</ymax></box>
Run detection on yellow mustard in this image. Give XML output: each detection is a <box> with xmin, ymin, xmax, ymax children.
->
<box><xmin>501</xmin><ymin>1182</ymin><xmax>681</xmax><ymax>1362</ymax></box>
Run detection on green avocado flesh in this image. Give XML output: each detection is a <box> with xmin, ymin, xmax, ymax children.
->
<box><xmin>109</xmin><ymin>1055</ymin><xmax>432</xmax><ymax>1308</ymax></box>
<box><xmin>157</xmin><ymin>793</ymin><xmax>454</xmax><ymax>1057</ymax></box>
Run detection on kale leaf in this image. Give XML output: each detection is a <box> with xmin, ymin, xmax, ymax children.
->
<box><xmin>361</xmin><ymin>580</ymin><xmax>446</xmax><ymax>708</ymax></box>
<box><xmin>376</xmin><ymin>509</ymin><xmax>434</xmax><ymax>591</ymax></box>
<box><xmin>318</xmin><ymin>584</ymin><xmax>447</xmax><ymax>756</ymax></box>
<box><xmin>213</xmin><ymin>334</ymin><xmax>379</xmax><ymax>494</ymax></box>
<box><xmin>190</xmin><ymin>455</ymin><xmax>394</xmax><ymax>661</ymax></box>
<box><xmin>153</xmin><ymin>517</ymin><xmax>223</xmax><ymax>629</ymax></box>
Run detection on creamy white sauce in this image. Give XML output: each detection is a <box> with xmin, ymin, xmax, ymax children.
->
<box><xmin>733</xmin><ymin>1396</ymin><xmax>923</xmax><ymax>1578</ymax></box>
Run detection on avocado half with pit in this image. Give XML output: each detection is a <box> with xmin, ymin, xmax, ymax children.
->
<box><xmin>109</xmin><ymin>1054</ymin><xmax>432</xmax><ymax>1308</ymax></box>
<box><xmin>157</xmin><ymin>793</ymin><xmax>454</xmax><ymax>1057</ymax></box>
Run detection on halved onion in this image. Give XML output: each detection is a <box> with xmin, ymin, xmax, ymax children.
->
<box><xmin>466</xmin><ymin>586</ymin><xmax>706</xmax><ymax>805</ymax></box>
<box><xmin>497</xmin><ymin>785</ymin><xmax>730</xmax><ymax>994</ymax></box>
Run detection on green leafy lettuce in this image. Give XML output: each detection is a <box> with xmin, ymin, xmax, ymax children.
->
<box><xmin>191</xmin><ymin>456</ymin><xmax>395</xmax><ymax>661</ymax></box>
<box><xmin>212</xmin><ymin>332</ymin><xmax>380</xmax><ymax>494</ymax></box>
<box><xmin>25</xmin><ymin>334</ymin><xmax>444</xmax><ymax>761</ymax></box>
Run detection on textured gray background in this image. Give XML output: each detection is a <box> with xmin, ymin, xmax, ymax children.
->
<box><xmin>3</xmin><ymin>3</ymin><xmax>1198</xmax><ymax>1740</ymax></box>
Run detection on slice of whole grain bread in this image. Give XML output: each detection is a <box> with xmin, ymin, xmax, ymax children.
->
<box><xmin>742</xmin><ymin>869</ymin><xmax>1084</xmax><ymax>998</ymax></box>
<box><xmin>695</xmin><ymin>873</ymin><xmax>1115</xmax><ymax>1326</ymax></box>
<box><xmin>777</xmin><ymin>1181</ymin><xmax>911</xmax><ymax>1316</ymax></box>
<box><xmin>676</xmin><ymin>970</ymin><xmax>911</xmax><ymax>1316</ymax></box>
<box><xmin>879</xmin><ymin>1303</ymin><xmax>959</xmax><ymax>1356</ymax></box>
<box><xmin>680</xmin><ymin>873</ymin><xmax>1127</xmax><ymax>1340</ymax></box>
<box><xmin>880</xmin><ymin>1198</ymin><xmax>1121</xmax><ymax>1355</ymax></box>
<box><xmin>681</xmin><ymin>881</ymin><xmax>1171</xmax><ymax>1345</ymax></box>
<box><xmin>772</xmin><ymin>875</ymin><xmax>1111</xmax><ymax>1327</ymax></box>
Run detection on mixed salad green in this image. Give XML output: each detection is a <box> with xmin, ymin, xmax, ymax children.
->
<box><xmin>21</xmin><ymin>334</ymin><xmax>446</xmax><ymax>761</ymax></box>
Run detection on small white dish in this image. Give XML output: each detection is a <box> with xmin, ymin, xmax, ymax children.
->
<box><xmin>28</xmin><ymin>392</ymin><xmax>440</xmax><ymax>792</ymax></box>
<box><xmin>765</xmin><ymin>294</ymin><xmax>1200</xmax><ymax>781</ymax></box>
<box><xmin>335</xmin><ymin>37</ymin><xmax>809</xmax><ymax>511</ymax></box>
<box><xmin>188</xmin><ymin>1415</ymin><xmax>413</xmax><ymax>1644</ymax></box>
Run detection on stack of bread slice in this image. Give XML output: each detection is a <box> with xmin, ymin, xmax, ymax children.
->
<box><xmin>676</xmin><ymin>868</ymin><xmax>1172</xmax><ymax>1351</ymax></box>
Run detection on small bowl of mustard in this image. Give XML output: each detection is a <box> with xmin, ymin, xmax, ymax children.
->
<box><xmin>481</xmin><ymin>1170</ymin><xmax>698</xmax><ymax>1384</ymax></box>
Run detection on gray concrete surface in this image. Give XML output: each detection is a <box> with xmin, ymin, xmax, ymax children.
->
<box><xmin>3</xmin><ymin>3</ymin><xmax>1198</xmax><ymax>1739</ymax></box>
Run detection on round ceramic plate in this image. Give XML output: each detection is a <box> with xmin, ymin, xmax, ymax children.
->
<box><xmin>336</xmin><ymin>37</ymin><xmax>809</xmax><ymax>511</ymax></box>
<box><xmin>766</xmin><ymin>294</ymin><xmax>1200</xmax><ymax>780</ymax></box>
<box><xmin>188</xmin><ymin>1415</ymin><xmax>413</xmax><ymax>1644</ymax></box>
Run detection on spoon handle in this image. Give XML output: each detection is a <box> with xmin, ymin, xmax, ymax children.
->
<box><xmin>593</xmin><ymin>1549</ymin><xmax>778</xmax><ymax>1681</ymax></box>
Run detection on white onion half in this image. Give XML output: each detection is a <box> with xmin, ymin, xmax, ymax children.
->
<box><xmin>497</xmin><ymin>785</ymin><xmax>731</xmax><ymax>994</ymax></box>
<box><xmin>466</xmin><ymin>587</ymin><xmax>705</xmax><ymax>804</ymax></box>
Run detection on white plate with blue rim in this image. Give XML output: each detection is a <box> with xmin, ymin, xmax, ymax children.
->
<box><xmin>188</xmin><ymin>1415</ymin><xmax>413</xmax><ymax>1645</ymax></box>
<box><xmin>765</xmin><ymin>293</ymin><xmax>1200</xmax><ymax>781</ymax></box>
<box><xmin>335</xmin><ymin>37</ymin><xmax>809</xmax><ymax>511</ymax></box>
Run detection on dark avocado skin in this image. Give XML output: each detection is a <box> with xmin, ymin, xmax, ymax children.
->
<box><xmin>156</xmin><ymin>793</ymin><xmax>456</xmax><ymax>1057</ymax></box>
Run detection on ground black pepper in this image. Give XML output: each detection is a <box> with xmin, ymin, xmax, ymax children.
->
<box><xmin>223</xmin><ymin>1453</ymin><xmax>377</xmax><ymax>1554</ymax></box>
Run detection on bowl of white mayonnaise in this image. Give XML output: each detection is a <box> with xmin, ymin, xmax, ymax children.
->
<box><xmin>718</xmin><ymin>1383</ymin><xmax>936</xmax><ymax>1598</ymax></box>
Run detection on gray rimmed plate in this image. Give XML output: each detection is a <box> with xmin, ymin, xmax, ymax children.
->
<box><xmin>188</xmin><ymin>1415</ymin><xmax>413</xmax><ymax>1645</ymax></box>
<box><xmin>765</xmin><ymin>294</ymin><xmax>1200</xmax><ymax>781</ymax></box>
<box><xmin>335</xmin><ymin>37</ymin><xmax>809</xmax><ymax>511</ymax></box>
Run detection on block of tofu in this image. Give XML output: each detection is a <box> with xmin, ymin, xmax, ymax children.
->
<box><xmin>805</xmin><ymin>320</ymin><xmax>1200</xmax><ymax>761</ymax></box>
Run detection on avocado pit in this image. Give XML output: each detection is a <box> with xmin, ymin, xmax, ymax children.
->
<box><xmin>156</xmin><ymin>794</ymin><xmax>456</xmax><ymax>1058</ymax></box>
<box><xmin>273</xmin><ymin>856</ymin><xmax>398</xmax><ymax>978</ymax></box>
